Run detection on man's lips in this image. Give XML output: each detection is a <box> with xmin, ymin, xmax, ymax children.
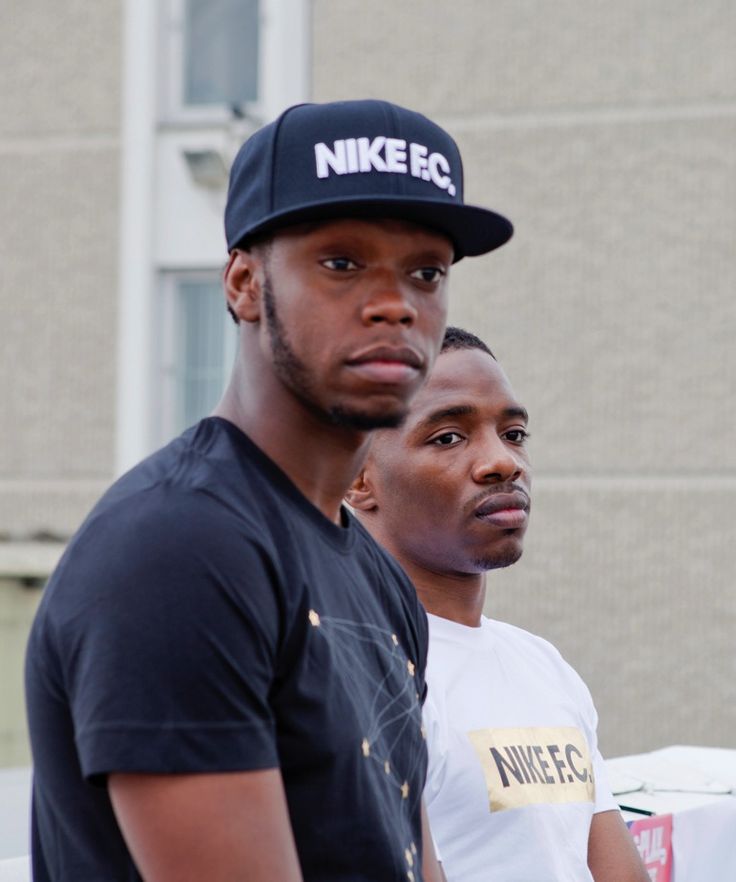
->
<box><xmin>473</xmin><ymin>491</ymin><xmax>530</xmax><ymax>529</ymax></box>
<box><xmin>345</xmin><ymin>346</ymin><xmax>423</xmax><ymax>384</ymax></box>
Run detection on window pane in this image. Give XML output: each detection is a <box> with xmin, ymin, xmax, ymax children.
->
<box><xmin>176</xmin><ymin>280</ymin><xmax>228</xmax><ymax>430</ymax></box>
<box><xmin>184</xmin><ymin>0</ymin><xmax>259</xmax><ymax>106</ymax></box>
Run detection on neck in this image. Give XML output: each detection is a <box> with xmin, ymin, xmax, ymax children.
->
<box><xmin>213</xmin><ymin>347</ymin><xmax>370</xmax><ymax>524</ymax></box>
<box><xmin>383</xmin><ymin>547</ymin><xmax>487</xmax><ymax>627</ymax></box>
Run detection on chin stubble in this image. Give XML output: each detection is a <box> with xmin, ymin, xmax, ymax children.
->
<box><xmin>472</xmin><ymin>546</ymin><xmax>524</xmax><ymax>572</ymax></box>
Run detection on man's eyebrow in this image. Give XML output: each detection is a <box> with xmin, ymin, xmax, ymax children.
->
<box><xmin>418</xmin><ymin>403</ymin><xmax>529</xmax><ymax>429</ymax></box>
<box><xmin>504</xmin><ymin>406</ymin><xmax>529</xmax><ymax>423</ymax></box>
<box><xmin>420</xmin><ymin>405</ymin><xmax>476</xmax><ymax>428</ymax></box>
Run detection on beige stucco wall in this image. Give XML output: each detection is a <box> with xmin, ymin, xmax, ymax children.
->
<box><xmin>1</xmin><ymin>0</ymin><xmax>122</xmax><ymax>766</ymax></box>
<box><xmin>313</xmin><ymin>0</ymin><xmax>736</xmax><ymax>757</ymax></box>
<box><xmin>0</xmin><ymin>0</ymin><xmax>122</xmax><ymax>540</ymax></box>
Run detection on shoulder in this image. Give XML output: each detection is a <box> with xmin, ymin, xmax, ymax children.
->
<box><xmin>68</xmin><ymin>480</ymin><xmax>272</xmax><ymax>587</ymax></box>
<box><xmin>485</xmin><ymin>618</ymin><xmax>592</xmax><ymax>695</ymax></box>
<box><xmin>40</xmin><ymin>426</ymin><xmax>291</xmax><ymax>639</ymax></box>
<box><xmin>79</xmin><ymin>420</ymin><xmax>282</xmax><ymax>557</ymax></box>
<box><xmin>486</xmin><ymin>618</ymin><xmax>565</xmax><ymax>659</ymax></box>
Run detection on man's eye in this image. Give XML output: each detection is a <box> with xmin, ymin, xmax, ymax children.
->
<box><xmin>504</xmin><ymin>429</ymin><xmax>530</xmax><ymax>444</ymax></box>
<box><xmin>322</xmin><ymin>257</ymin><xmax>358</xmax><ymax>271</ymax></box>
<box><xmin>431</xmin><ymin>432</ymin><xmax>463</xmax><ymax>446</ymax></box>
<box><xmin>410</xmin><ymin>266</ymin><xmax>445</xmax><ymax>284</ymax></box>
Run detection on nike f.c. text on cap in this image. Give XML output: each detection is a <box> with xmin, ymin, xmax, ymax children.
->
<box><xmin>224</xmin><ymin>99</ymin><xmax>513</xmax><ymax>261</ymax></box>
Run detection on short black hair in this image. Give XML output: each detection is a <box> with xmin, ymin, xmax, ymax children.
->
<box><xmin>441</xmin><ymin>326</ymin><xmax>495</xmax><ymax>359</ymax></box>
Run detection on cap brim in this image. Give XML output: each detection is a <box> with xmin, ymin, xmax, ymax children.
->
<box><xmin>232</xmin><ymin>196</ymin><xmax>513</xmax><ymax>261</ymax></box>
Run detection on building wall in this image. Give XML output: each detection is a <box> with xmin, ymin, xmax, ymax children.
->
<box><xmin>1</xmin><ymin>0</ymin><xmax>123</xmax><ymax>539</ymax></box>
<box><xmin>312</xmin><ymin>0</ymin><xmax>736</xmax><ymax>757</ymax></box>
<box><xmin>1</xmin><ymin>0</ymin><xmax>122</xmax><ymax>765</ymax></box>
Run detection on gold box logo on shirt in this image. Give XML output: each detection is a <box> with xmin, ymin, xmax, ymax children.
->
<box><xmin>467</xmin><ymin>726</ymin><xmax>595</xmax><ymax>812</ymax></box>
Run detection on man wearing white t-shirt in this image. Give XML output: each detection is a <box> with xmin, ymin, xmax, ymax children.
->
<box><xmin>347</xmin><ymin>327</ymin><xmax>647</xmax><ymax>882</ymax></box>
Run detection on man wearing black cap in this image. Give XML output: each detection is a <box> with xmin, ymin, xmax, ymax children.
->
<box><xmin>25</xmin><ymin>100</ymin><xmax>512</xmax><ymax>882</ymax></box>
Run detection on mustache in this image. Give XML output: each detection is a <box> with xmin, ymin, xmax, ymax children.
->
<box><xmin>468</xmin><ymin>484</ymin><xmax>531</xmax><ymax>517</ymax></box>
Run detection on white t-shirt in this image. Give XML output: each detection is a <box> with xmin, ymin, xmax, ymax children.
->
<box><xmin>424</xmin><ymin>613</ymin><xmax>618</xmax><ymax>882</ymax></box>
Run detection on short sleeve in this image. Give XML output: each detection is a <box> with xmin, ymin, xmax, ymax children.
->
<box><xmin>57</xmin><ymin>488</ymin><xmax>284</xmax><ymax>781</ymax></box>
<box><xmin>567</xmin><ymin>664</ymin><xmax>618</xmax><ymax>814</ymax></box>
<box><xmin>592</xmin><ymin>749</ymin><xmax>618</xmax><ymax>813</ymax></box>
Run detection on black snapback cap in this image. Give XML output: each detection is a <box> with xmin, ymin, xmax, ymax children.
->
<box><xmin>224</xmin><ymin>99</ymin><xmax>513</xmax><ymax>261</ymax></box>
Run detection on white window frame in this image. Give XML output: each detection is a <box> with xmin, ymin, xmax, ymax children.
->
<box><xmin>157</xmin><ymin>0</ymin><xmax>264</xmax><ymax>127</ymax></box>
<box><xmin>155</xmin><ymin>271</ymin><xmax>237</xmax><ymax>443</ymax></box>
<box><xmin>116</xmin><ymin>0</ymin><xmax>310</xmax><ymax>474</ymax></box>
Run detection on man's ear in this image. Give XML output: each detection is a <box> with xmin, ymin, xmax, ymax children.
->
<box><xmin>345</xmin><ymin>468</ymin><xmax>378</xmax><ymax>512</ymax></box>
<box><xmin>224</xmin><ymin>249</ymin><xmax>264</xmax><ymax>323</ymax></box>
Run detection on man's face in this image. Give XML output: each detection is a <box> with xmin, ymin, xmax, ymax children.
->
<box><xmin>250</xmin><ymin>218</ymin><xmax>453</xmax><ymax>430</ymax></box>
<box><xmin>360</xmin><ymin>347</ymin><xmax>531</xmax><ymax>575</ymax></box>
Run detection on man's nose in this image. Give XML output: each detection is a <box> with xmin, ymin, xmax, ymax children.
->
<box><xmin>360</xmin><ymin>275</ymin><xmax>417</xmax><ymax>326</ymax></box>
<box><xmin>471</xmin><ymin>436</ymin><xmax>525</xmax><ymax>484</ymax></box>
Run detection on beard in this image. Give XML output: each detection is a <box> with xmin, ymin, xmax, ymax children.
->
<box><xmin>471</xmin><ymin>543</ymin><xmax>524</xmax><ymax>572</ymax></box>
<box><xmin>262</xmin><ymin>276</ymin><xmax>407</xmax><ymax>431</ymax></box>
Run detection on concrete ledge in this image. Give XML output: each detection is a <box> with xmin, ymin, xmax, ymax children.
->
<box><xmin>0</xmin><ymin>543</ymin><xmax>64</xmax><ymax>580</ymax></box>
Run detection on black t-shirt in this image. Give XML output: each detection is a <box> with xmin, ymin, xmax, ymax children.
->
<box><xmin>26</xmin><ymin>417</ymin><xmax>428</xmax><ymax>881</ymax></box>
